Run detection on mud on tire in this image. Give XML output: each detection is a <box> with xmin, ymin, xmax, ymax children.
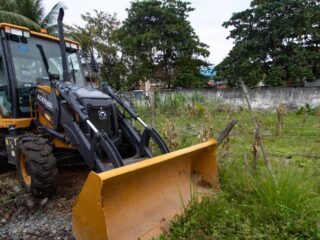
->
<box><xmin>16</xmin><ymin>135</ymin><xmax>57</xmax><ymax>198</ymax></box>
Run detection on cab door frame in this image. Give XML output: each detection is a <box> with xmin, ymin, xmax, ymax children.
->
<box><xmin>0</xmin><ymin>29</ymin><xmax>19</xmax><ymax>119</ymax></box>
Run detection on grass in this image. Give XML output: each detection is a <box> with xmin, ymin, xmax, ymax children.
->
<box><xmin>135</xmin><ymin>97</ymin><xmax>320</xmax><ymax>239</ymax></box>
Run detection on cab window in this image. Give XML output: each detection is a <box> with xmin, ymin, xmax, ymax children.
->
<box><xmin>0</xmin><ymin>49</ymin><xmax>12</xmax><ymax>117</ymax></box>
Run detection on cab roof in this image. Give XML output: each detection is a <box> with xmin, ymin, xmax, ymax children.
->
<box><xmin>0</xmin><ymin>23</ymin><xmax>80</xmax><ymax>46</ymax></box>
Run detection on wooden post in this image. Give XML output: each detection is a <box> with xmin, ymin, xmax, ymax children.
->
<box><xmin>217</xmin><ymin>120</ymin><xmax>238</xmax><ymax>146</ymax></box>
<box><xmin>241</xmin><ymin>81</ymin><xmax>272</xmax><ymax>172</ymax></box>
<box><xmin>149</xmin><ymin>90</ymin><xmax>157</xmax><ymax>128</ymax></box>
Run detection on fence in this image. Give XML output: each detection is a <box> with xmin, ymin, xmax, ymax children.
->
<box><xmin>128</xmin><ymin>87</ymin><xmax>320</xmax><ymax>111</ymax></box>
<box><xmin>127</xmin><ymin>87</ymin><xmax>320</xmax><ymax>167</ymax></box>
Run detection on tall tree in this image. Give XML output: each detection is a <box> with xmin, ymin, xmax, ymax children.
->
<box><xmin>67</xmin><ymin>10</ymin><xmax>128</xmax><ymax>89</ymax></box>
<box><xmin>215</xmin><ymin>0</ymin><xmax>320</xmax><ymax>87</ymax></box>
<box><xmin>0</xmin><ymin>0</ymin><xmax>64</xmax><ymax>33</ymax></box>
<box><xmin>116</xmin><ymin>0</ymin><xmax>210</xmax><ymax>88</ymax></box>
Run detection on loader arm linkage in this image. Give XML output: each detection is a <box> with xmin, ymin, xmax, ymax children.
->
<box><xmin>103</xmin><ymin>85</ymin><xmax>170</xmax><ymax>156</ymax></box>
<box><xmin>38</xmin><ymin>80</ymin><xmax>169</xmax><ymax>172</ymax></box>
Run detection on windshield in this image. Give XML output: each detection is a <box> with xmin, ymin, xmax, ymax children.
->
<box><xmin>8</xmin><ymin>35</ymin><xmax>86</xmax><ymax>87</ymax></box>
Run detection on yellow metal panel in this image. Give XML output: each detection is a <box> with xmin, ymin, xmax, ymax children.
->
<box><xmin>0</xmin><ymin>23</ymin><xmax>30</xmax><ymax>31</ymax></box>
<box><xmin>37</xmin><ymin>85</ymin><xmax>61</xmax><ymax>96</ymax></box>
<box><xmin>38</xmin><ymin>114</ymin><xmax>51</xmax><ymax>128</ymax></box>
<box><xmin>0</xmin><ymin>117</ymin><xmax>32</xmax><ymax>128</ymax></box>
<box><xmin>37</xmin><ymin>84</ymin><xmax>51</xmax><ymax>93</ymax></box>
<box><xmin>72</xmin><ymin>140</ymin><xmax>219</xmax><ymax>240</ymax></box>
<box><xmin>0</xmin><ymin>23</ymin><xmax>80</xmax><ymax>45</ymax></box>
<box><xmin>73</xmin><ymin>173</ymin><xmax>108</xmax><ymax>240</ymax></box>
<box><xmin>52</xmin><ymin>138</ymin><xmax>76</xmax><ymax>149</ymax></box>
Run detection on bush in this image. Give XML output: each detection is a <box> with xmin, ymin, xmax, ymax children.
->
<box><xmin>160</xmin><ymin>165</ymin><xmax>320</xmax><ymax>239</ymax></box>
<box><xmin>136</xmin><ymin>99</ymin><xmax>320</xmax><ymax>240</ymax></box>
<box><xmin>191</xmin><ymin>92</ymin><xmax>205</xmax><ymax>104</ymax></box>
<box><xmin>189</xmin><ymin>102</ymin><xmax>205</xmax><ymax>117</ymax></box>
<box><xmin>160</xmin><ymin>93</ymin><xmax>187</xmax><ymax>113</ymax></box>
<box><xmin>296</xmin><ymin>104</ymin><xmax>319</xmax><ymax>116</ymax></box>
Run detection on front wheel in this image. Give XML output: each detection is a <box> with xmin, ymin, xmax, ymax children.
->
<box><xmin>16</xmin><ymin>135</ymin><xmax>58</xmax><ymax>198</ymax></box>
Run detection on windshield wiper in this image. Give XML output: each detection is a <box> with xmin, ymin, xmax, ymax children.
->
<box><xmin>36</xmin><ymin>44</ymin><xmax>50</xmax><ymax>76</ymax></box>
<box><xmin>69</xmin><ymin>57</ymin><xmax>76</xmax><ymax>83</ymax></box>
<box><xmin>36</xmin><ymin>44</ymin><xmax>61</xmax><ymax>82</ymax></box>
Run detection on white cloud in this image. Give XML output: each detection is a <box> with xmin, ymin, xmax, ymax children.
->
<box><xmin>43</xmin><ymin>0</ymin><xmax>251</xmax><ymax>65</ymax></box>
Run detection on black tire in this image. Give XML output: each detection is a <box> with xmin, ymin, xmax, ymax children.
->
<box><xmin>16</xmin><ymin>135</ymin><xmax>58</xmax><ymax>198</ymax></box>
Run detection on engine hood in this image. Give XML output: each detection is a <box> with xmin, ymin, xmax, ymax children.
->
<box><xmin>72</xmin><ymin>86</ymin><xmax>112</xmax><ymax>100</ymax></box>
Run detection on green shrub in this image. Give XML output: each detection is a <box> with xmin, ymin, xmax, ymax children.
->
<box><xmin>160</xmin><ymin>93</ymin><xmax>187</xmax><ymax>113</ymax></box>
<box><xmin>160</xmin><ymin>165</ymin><xmax>320</xmax><ymax>239</ymax></box>
<box><xmin>189</xmin><ymin>101</ymin><xmax>205</xmax><ymax>116</ymax></box>
<box><xmin>137</xmin><ymin>101</ymin><xmax>320</xmax><ymax>240</ymax></box>
<box><xmin>296</xmin><ymin>104</ymin><xmax>319</xmax><ymax>116</ymax></box>
<box><xmin>191</xmin><ymin>92</ymin><xmax>205</xmax><ymax>104</ymax></box>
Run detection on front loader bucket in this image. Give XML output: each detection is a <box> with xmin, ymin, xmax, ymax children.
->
<box><xmin>72</xmin><ymin>139</ymin><xmax>219</xmax><ymax>240</ymax></box>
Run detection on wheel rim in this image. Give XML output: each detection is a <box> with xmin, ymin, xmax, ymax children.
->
<box><xmin>20</xmin><ymin>153</ymin><xmax>31</xmax><ymax>187</ymax></box>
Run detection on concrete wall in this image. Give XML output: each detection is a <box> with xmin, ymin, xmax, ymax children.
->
<box><xmin>156</xmin><ymin>87</ymin><xmax>320</xmax><ymax>110</ymax></box>
<box><xmin>305</xmin><ymin>80</ymin><xmax>320</xmax><ymax>87</ymax></box>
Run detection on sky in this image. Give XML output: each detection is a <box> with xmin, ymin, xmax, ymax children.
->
<box><xmin>43</xmin><ymin>0</ymin><xmax>251</xmax><ymax>65</ymax></box>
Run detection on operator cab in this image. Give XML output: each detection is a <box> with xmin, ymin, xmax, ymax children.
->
<box><xmin>0</xmin><ymin>23</ymin><xmax>86</xmax><ymax>119</ymax></box>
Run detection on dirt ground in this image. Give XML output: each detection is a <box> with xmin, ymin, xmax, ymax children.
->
<box><xmin>0</xmin><ymin>167</ymin><xmax>89</xmax><ymax>240</ymax></box>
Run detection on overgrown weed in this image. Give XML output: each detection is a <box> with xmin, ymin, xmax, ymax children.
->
<box><xmin>160</xmin><ymin>164</ymin><xmax>320</xmax><ymax>239</ymax></box>
<box><xmin>138</xmin><ymin>99</ymin><xmax>320</xmax><ymax>239</ymax></box>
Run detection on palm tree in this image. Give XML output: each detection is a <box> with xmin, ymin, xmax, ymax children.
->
<box><xmin>0</xmin><ymin>10</ymin><xmax>41</xmax><ymax>30</ymax></box>
<box><xmin>0</xmin><ymin>0</ymin><xmax>65</xmax><ymax>32</ymax></box>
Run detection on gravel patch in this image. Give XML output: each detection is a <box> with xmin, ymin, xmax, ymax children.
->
<box><xmin>0</xmin><ymin>167</ymin><xmax>89</xmax><ymax>240</ymax></box>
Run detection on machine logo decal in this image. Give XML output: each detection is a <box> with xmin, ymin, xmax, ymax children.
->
<box><xmin>37</xmin><ymin>94</ymin><xmax>53</xmax><ymax>110</ymax></box>
<box><xmin>98</xmin><ymin>109</ymin><xmax>108</xmax><ymax>120</ymax></box>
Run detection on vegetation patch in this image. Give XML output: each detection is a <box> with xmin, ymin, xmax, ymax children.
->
<box><xmin>136</xmin><ymin>98</ymin><xmax>320</xmax><ymax>239</ymax></box>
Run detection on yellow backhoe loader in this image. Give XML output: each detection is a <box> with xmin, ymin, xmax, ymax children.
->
<box><xmin>0</xmin><ymin>8</ymin><xmax>219</xmax><ymax>239</ymax></box>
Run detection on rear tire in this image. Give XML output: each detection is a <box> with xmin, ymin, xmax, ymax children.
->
<box><xmin>16</xmin><ymin>135</ymin><xmax>57</xmax><ymax>198</ymax></box>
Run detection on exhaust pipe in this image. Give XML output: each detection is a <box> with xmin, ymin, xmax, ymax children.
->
<box><xmin>57</xmin><ymin>8</ymin><xmax>69</xmax><ymax>81</ymax></box>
